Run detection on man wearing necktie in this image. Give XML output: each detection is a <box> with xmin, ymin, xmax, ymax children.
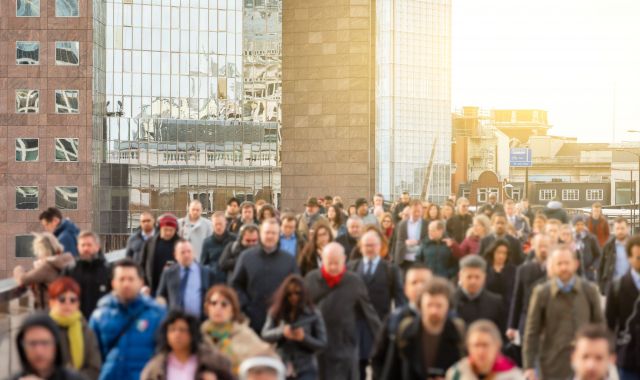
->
<box><xmin>156</xmin><ymin>239</ymin><xmax>216</xmax><ymax>319</ymax></box>
<box><xmin>348</xmin><ymin>230</ymin><xmax>406</xmax><ymax>380</ymax></box>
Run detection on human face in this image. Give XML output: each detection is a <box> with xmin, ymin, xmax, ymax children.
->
<box><xmin>241</xmin><ymin>230</ymin><xmax>259</xmax><ymax>248</ymax></box>
<box><xmin>505</xmin><ymin>202</ymin><xmax>515</xmax><ymax>216</ymax></box>
<box><xmin>441</xmin><ymin>205</ymin><xmax>453</xmax><ymax>220</ymax></box>
<box><xmin>49</xmin><ymin>290</ymin><xmax>79</xmax><ymax>317</ymax></box>
<box><xmin>428</xmin><ymin>223</ymin><xmax>443</xmax><ymax>241</ymax></box>
<box><xmin>327</xmin><ymin>207</ymin><xmax>337</xmax><ymax>221</ymax></box>
<box><xmin>260</xmin><ymin>222</ymin><xmax>280</xmax><ymax>250</ymax></box>
<box><xmin>348</xmin><ymin>206</ymin><xmax>357</xmax><ymax>216</ymax></box>
<box><xmin>629</xmin><ymin>245</ymin><xmax>640</xmax><ymax>272</ymax></box>
<box><xmin>459</xmin><ymin>267</ymin><xmax>486</xmax><ymax>296</ymax></box>
<box><xmin>614</xmin><ymin>222</ymin><xmax>628</xmax><ymax>241</ymax></box>
<box><xmin>305</xmin><ymin>205</ymin><xmax>319</xmax><ymax>215</ymax></box>
<box><xmin>591</xmin><ymin>206</ymin><xmax>602</xmax><ymax>219</ymax></box>
<box><xmin>560</xmin><ymin>227</ymin><xmax>574</xmax><ymax>243</ymax></box>
<box><xmin>227</xmin><ymin>201</ymin><xmax>239</xmax><ymax>216</ymax></box>
<box><xmin>404</xmin><ymin>269</ymin><xmax>432</xmax><ymax>305</ymax></box>
<box><xmin>322</xmin><ymin>246</ymin><xmax>345</xmax><ymax>276</ymax></box>
<box><xmin>457</xmin><ymin>201</ymin><xmax>470</xmax><ymax>215</ymax></box>
<box><xmin>357</xmin><ymin>204</ymin><xmax>368</xmax><ymax>217</ymax></box>
<box><xmin>410</xmin><ymin>204</ymin><xmax>423</xmax><ymax>221</ymax></box>
<box><xmin>112</xmin><ymin>266</ymin><xmax>143</xmax><ymax>302</ymax></box>
<box><xmin>492</xmin><ymin>216</ymin><xmax>507</xmax><ymax>235</ymax></box>
<box><xmin>262</xmin><ymin>209</ymin><xmax>274</xmax><ymax>220</ymax></box>
<box><xmin>534</xmin><ymin>236</ymin><xmax>551</xmax><ymax>262</ymax></box>
<box><xmin>360</xmin><ymin>232</ymin><xmax>381</xmax><ymax>259</ymax></box>
<box><xmin>77</xmin><ymin>236</ymin><xmax>99</xmax><ymax>259</ymax></box>
<box><xmin>428</xmin><ymin>206</ymin><xmax>439</xmax><ymax>220</ymax></box>
<box><xmin>493</xmin><ymin>245</ymin><xmax>508</xmax><ymax>266</ymax></box>
<box><xmin>315</xmin><ymin>227</ymin><xmax>331</xmax><ymax>248</ymax></box>
<box><xmin>281</xmin><ymin>219</ymin><xmax>296</xmax><ymax>238</ymax></box>
<box><xmin>207</xmin><ymin>293</ymin><xmax>233</xmax><ymax>324</ymax></box>
<box><xmin>213</xmin><ymin>216</ymin><xmax>227</xmax><ymax>235</ymax></box>
<box><xmin>381</xmin><ymin>217</ymin><xmax>393</xmax><ymax>229</ymax></box>
<box><xmin>347</xmin><ymin>219</ymin><xmax>363</xmax><ymax>239</ymax></box>
<box><xmin>22</xmin><ymin>327</ymin><xmax>57</xmax><ymax>376</ymax></box>
<box><xmin>286</xmin><ymin>283</ymin><xmax>302</xmax><ymax>307</ymax></box>
<box><xmin>546</xmin><ymin>223</ymin><xmax>560</xmax><ymax>242</ymax></box>
<box><xmin>552</xmin><ymin>249</ymin><xmax>578</xmax><ymax>283</ymax></box>
<box><xmin>40</xmin><ymin>218</ymin><xmax>59</xmax><ymax>233</ymax></box>
<box><xmin>472</xmin><ymin>220</ymin><xmax>486</xmax><ymax>237</ymax></box>
<box><xmin>160</xmin><ymin>226</ymin><xmax>176</xmax><ymax>240</ymax></box>
<box><xmin>420</xmin><ymin>293</ymin><xmax>449</xmax><ymax>329</ymax></box>
<box><xmin>174</xmin><ymin>241</ymin><xmax>194</xmax><ymax>267</ymax></box>
<box><xmin>140</xmin><ymin>214</ymin><xmax>155</xmax><ymax>233</ymax></box>
<box><xmin>189</xmin><ymin>202</ymin><xmax>202</xmax><ymax>221</ymax></box>
<box><xmin>571</xmin><ymin>338</ymin><xmax>613</xmax><ymax>380</ymax></box>
<box><xmin>575</xmin><ymin>221</ymin><xmax>586</xmax><ymax>233</ymax></box>
<box><xmin>533</xmin><ymin>217</ymin><xmax>546</xmax><ymax>233</ymax></box>
<box><xmin>374</xmin><ymin>195</ymin><xmax>384</xmax><ymax>207</ymax></box>
<box><xmin>488</xmin><ymin>195</ymin><xmax>497</xmax><ymax>205</ymax></box>
<box><xmin>467</xmin><ymin>331</ymin><xmax>500</xmax><ymax>374</ymax></box>
<box><xmin>167</xmin><ymin>319</ymin><xmax>192</xmax><ymax>353</ymax></box>
<box><xmin>400</xmin><ymin>193</ymin><xmax>410</xmax><ymax>204</ymax></box>
<box><xmin>241</xmin><ymin>206</ymin><xmax>255</xmax><ymax>222</ymax></box>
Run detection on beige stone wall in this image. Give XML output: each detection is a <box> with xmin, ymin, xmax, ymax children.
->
<box><xmin>282</xmin><ymin>0</ymin><xmax>376</xmax><ymax>212</ymax></box>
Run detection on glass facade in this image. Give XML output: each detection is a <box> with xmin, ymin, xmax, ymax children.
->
<box><xmin>16</xmin><ymin>42</ymin><xmax>39</xmax><ymax>65</ymax></box>
<box><xmin>56</xmin><ymin>0</ymin><xmax>79</xmax><ymax>17</ymax></box>
<box><xmin>376</xmin><ymin>0</ymin><xmax>452</xmax><ymax>203</ymax></box>
<box><xmin>55</xmin><ymin>186</ymin><xmax>79</xmax><ymax>209</ymax></box>
<box><xmin>55</xmin><ymin>41</ymin><xmax>80</xmax><ymax>65</ymax></box>
<box><xmin>94</xmin><ymin>0</ymin><xmax>280</xmax><ymax>235</ymax></box>
<box><xmin>16</xmin><ymin>138</ymin><xmax>39</xmax><ymax>162</ymax></box>
<box><xmin>16</xmin><ymin>186</ymin><xmax>38</xmax><ymax>210</ymax></box>
<box><xmin>16</xmin><ymin>0</ymin><xmax>39</xmax><ymax>17</ymax></box>
<box><xmin>16</xmin><ymin>89</ymin><xmax>39</xmax><ymax>113</ymax></box>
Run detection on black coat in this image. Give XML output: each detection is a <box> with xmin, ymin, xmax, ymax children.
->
<box><xmin>598</xmin><ymin>236</ymin><xmax>622</xmax><ymax>294</ymax></box>
<box><xmin>575</xmin><ymin>231</ymin><xmax>601</xmax><ymax>282</ymax></box>
<box><xmin>262</xmin><ymin>307</ymin><xmax>328</xmax><ymax>376</ymax></box>
<box><xmin>453</xmin><ymin>288</ymin><xmax>506</xmax><ymax>339</ymax></box>
<box><xmin>336</xmin><ymin>234</ymin><xmax>359</xmax><ymax>262</ymax></box>
<box><xmin>347</xmin><ymin>259</ymin><xmax>406</xmax><ymax>319</ymax></box>
<box><xmin>218</xmin><ymin>240</ymin><xmax>249</xmax><ymax>281</ymax></box>
<box><xmin>507</xmin><ymin>260</ymin><xmax>546</xmax><ymax>333</ymax></box>
<box><xmin>62</xmin><ymin>254</ymin><xmax>112</xmax><ymax>320</ymax></box>
<box><xmin>304</xmin><ymin>270</ymin><xmax>381</xmax><ymax>380</ymax></box>
<box><xmin>125</xmin><ymin>229</ymin><xmax>154</xmax><ymax>262</ymax></box>
<box><xmin>139</xmin><ymin>234</ymin><xmax>180</xmax><ymax>294</ymax></box>
<box><xmin>479</xmin><ymin>234</ymin><xmax>525</xmax><ymax>265</ymax></box>
<box><xmin>486</xmin><ymin>263</ymin><xmax>517</xmax><ymax>312</ymax></box>
<box><xmin>200</xmin><ymin>231</ymin><xmax>236</xmax><ymax>282</ymax></box>
<box><xmin>156</xmin><ymin>262</ymin><xmax>216</xmax><ymax>318</ymax></box>
<box><xmin>446</xmin><ymin>213</ymin><xmax>473</xmax><ymax>244</ymax></box>
<box><xmin>605</xmin><ymin>271</ymin><xmax>640</xmax><ymax>372</ymax></box>
<box><xmin>231</xmin><ymin>245</ymin><xmax>298</xmax><ymax>333</ymax></box>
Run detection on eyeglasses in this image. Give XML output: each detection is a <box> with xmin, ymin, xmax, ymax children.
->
<box><xmin>57</xmin><ymin>295</ymin><xmax>78</xmax><ymax>304</ymax></box>
<box><xmin>208</xmin><ymin>299</ymin><xmax>230</xmax><ymax>308</ymax></box>
<box><xmin>22</xmin><ymin>339</ymin><xmax>55</xmax><ymax>349</ymax></box>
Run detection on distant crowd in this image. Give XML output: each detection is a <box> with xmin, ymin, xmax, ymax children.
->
<box><xmin>9</xmin><ymin>192</ymin><xmax>640</xmax><ymax>380</ymax></box>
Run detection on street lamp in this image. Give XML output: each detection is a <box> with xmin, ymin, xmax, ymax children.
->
<box><xmin>617</xmin><ymin>131</ymin><xmax>640</xmax><ymax>233</ymax></box>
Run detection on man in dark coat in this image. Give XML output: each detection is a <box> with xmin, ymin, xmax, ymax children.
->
<box><xmin>125</xmin><ymin>211</ymin><xmax>156</xmax><ymax>261</ymax></box>
<box><xmin>139</xmin><ymin>213</ymin><xmax>181</xmax><ymax>296</ymax></box>
<box><xmin>305</xmin><ymin>242</ymin><xmax>381</xmax><ymax>380</ymax></box>
<box><xmin>605</xmin><ymin>234</ymin><xmax>640</xmax><ymax>378</ymax></box>
<box><xmin>453</xmin><ymin>255</ymin><xmax>506</xmax><ymax>339</ymax></box>
<box><xmin>62</xmin><ymin>231</ymin><xmax>112</xmax><ymax>319</ymax></box>
<box><xmin>598</xmin><ymin>217</ymin><xmax>631</xmax><ymax>295</ymax></box>
<box><xmin>477</xmin><ymin>193</ymin><xmax>504</xmax><ymax>218</ymax></box>
<box><xmin>231</xmin><ymin>219</ymin><xmax>298</xmax><ymax>333</ymax></box>
<box><xmin>218</xmin><ymin>223</ymin><xmax>259</xmax><ymax>281</ymax></box>
<box><xmin>394</xmin><ymin>200</ymin><xmax>429</xmax><ymax>271</ymax></box>
<box><xmin>446</xmin><ymin>197</ymin><xmax>473</xmax><ymax>244</ymax></box>
<box><xmin>336</xmin><ymin>216</ymin><xmax>364</xmax><ymax>258</ymax></box>
<box><xmin>157</xmin><ymin>240</ymin><xmax>216</xmax><ymax>320</ymax></box>
<box><xmin>348</xmin><ymin>231</ymin><xmax>406</xmax><ymax>379</ymax></box>
<box><xmin>478</xmin><ymin>212</ymin><xmax>525</xmax><ymax>265</ymax></box>
<box><xmin>507</xmin><ymin>234</ymin><xmax>550</xmax><ymax>342</ymax></box>
<box><xmin>392</xmin><ymin>191</ymin><xmax>411</xmax><ymax>223</ymax></box>
<box><xmin>571</xmin><ymin>215</ymin><xmax>601</xmax><ymax>282</ymax></box>
<box><xmin>373</xmin><ymin>277</ymin><xmax>464</xmax><ymax>380</ymax></box>
<box><xmin>201</xmin><ymin>211</ymin><xmax>236</xmax><ymax>283</ymax></box>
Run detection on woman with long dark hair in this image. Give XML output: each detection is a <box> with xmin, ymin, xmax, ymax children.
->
<box><xmin>484</xmin><ymin>239</ymin><xmax>517</xmax><ymax>311</ymax></box>
<box><xmin>297</xmin><ymin>222</ymin><xmax>334</xmax><ymax>276</ymax></box>
<box><xmin>262</xmin><ymin>275</ymin><xmax>327</xmax><ymax>380</ymax></box>
<box><xmin>142</xmin><ymin>310</ymin><xmax>234</xmax><ymax>380</ymax></box>
<box><xmin>326</xmin><ymin>205</ymin><xmax>346</xmax><ymax>237</ymax></box>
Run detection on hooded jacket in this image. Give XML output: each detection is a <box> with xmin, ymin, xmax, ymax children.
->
<box><xmin>12</xmin><ymin>313</ymin><xmax>85</xmax><ymax>380</ymax></box>
<box><xmin>54</xmin><ymin>219</ymin><xmax>80</xmax><ymax>257</ymax></box>
<box><xmin>201</xmin><ymin>230</ymin><xmax>237</xmax><ymax>282</ymax></box>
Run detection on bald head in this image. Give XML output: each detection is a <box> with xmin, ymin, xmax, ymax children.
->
<box><xmin>360</xmin><ymin>230</ymin><xmax>382</xmax><ymax>259</ymax></box>
<box><xmin>322</xmin><ymin>242</ymin><xmax>346</xmax><ymax>275</ymax></box>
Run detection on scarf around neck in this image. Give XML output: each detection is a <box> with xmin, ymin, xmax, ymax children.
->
<box><xmin>49</xmin><ymin>310</ymin><xmax>84</xmax><ymax>369</ymax></box>
<box><xmin>321</xmin><ymin>266</ymin><xmax>346</xmax><ymax>288</ymax></box>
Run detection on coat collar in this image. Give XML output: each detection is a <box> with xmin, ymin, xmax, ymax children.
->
<box><xmin>550</xmin><ymin>276</ymin><xmax>583</xmax><ymax>297</ymax></box>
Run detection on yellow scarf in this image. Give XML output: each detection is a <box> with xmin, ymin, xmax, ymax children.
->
<box><xmin>50</xmin><ymin>311</ymin><xmax>84</xmax><ymax>369</ymax></box>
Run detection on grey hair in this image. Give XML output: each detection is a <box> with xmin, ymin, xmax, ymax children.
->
<box><xmin>466</xmin><ymin>320</ymin><xmax>503</xmax><ymax>348</ymax></box>
<box><xmin>32</xmin><ymin>232</ymin><xmax>64</xmax><ymax>259</ymax></box>
<box><xmin>347</xmin><ymin>215</ymin><xmax>363</xmax><ymax>225</ymax></box>
<box><xmin>459</xmin><ymin>254</ymin><xmax>487</xmax><ymax>271</ymax></box>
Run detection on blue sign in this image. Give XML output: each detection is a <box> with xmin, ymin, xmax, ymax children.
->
<box><xmin>510</xmin><ymin>148</ymin><xmax>532</xmax><ymax>167</ymax></box>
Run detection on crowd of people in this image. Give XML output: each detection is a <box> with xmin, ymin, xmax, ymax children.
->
<box><xmin>9</xmin><ymin>192</ymin><xmax>640</xmax><ymax>380</ymax></box>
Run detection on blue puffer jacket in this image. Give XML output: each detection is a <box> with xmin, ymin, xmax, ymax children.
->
<box><xmin>89</xmin><ymin>294</ymin><xmax>166</xmax><ymax>380</ymax></box>
<box><xmin>55</xmin><ymin>218</ymin><xmax>80</xmax><ymax>257</ymax></box>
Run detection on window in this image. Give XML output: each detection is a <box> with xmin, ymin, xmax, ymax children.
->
<box><xmin>55</xmin><ymin>90</ymin><xmax>79</xmax><ymax>113</ymax></box>
<box><xmin>55</xmin><ymin>41</ymin><xmax>79</xmax><ymax>65</ymax></box>
<box><xmin>561</xmin><ymin>189</ymin><xmax>579</xmax><ymax>201</ymax></box>
<box><xmin>16</xmin><ymin>138</ymin><xmax>39</xmax><ymax>161</ymax></box>
<box><xmin>55</xmin><ymin>0</ymin><xmax>78</xmax><ymax>17</ymax></box>
<box><xmin>477</xmin><ymin>187</ymin><xmax>499</xmax><ymax>203</ymax></box>
<box><xmin>586</xmin><ymin>189</ymin><xmax>604</xmax><ymax>201</ymax></box>
<box><xmin>539</xmin><ymin>189</ymin><xmax>557</xmax><ymax>201</ymax></box>
<box><xmin>17</xmin><ymin>0</ymin><xmax>39</xmax><ymax>17</ymax></box>
<box><xmin>15</xmin><ymin>235</ymin><xmax>35</xmax><ymax>258</ymax></box>
<box><xmin>55</xmin><ymin>138</ymin><xmax>79</xmax><ymax>162</ymax></box>
<box><xmin>55</xmin><ymin>186</ymin><xmax>78</xmax><ymax>209</ymax></box>
<box><xmin>16</xmin><ymin>186</ymin><xmax>38</xmax><ymax>210</ymax></box>
<box><xmin>510</xmin><ymin>188</ymin><xmax>522</xmax><ymax>201</ymax></box>
<box><xmin>16</xmin><ymin>89</ymin><xmax>39</xmax><ymax>113</ymax></box>
<box><xmin>16</xmin><ymin>41</ymin><xmax>39</xmax><ymax>65</ymax></box>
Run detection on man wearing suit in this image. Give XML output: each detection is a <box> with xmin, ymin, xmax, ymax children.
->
<box><xmin>478</xmin><ymin>212</ymin><xmax>525</xmax><ymax>265</ymax></box>
<box><xmin>507</xmin><ymin>234</ymin><xmax>550</xmax><ymax>343</ymax></box>
<box><xmin>504</xmin><ymin>199</ymin><xmax>531</xmax><ymax>243</ymax></box>
<box><xmin>156</xmin><ymin>239</ymin><xmax>216</xmax><ymax>320</ymax></box>
<box><xmin>605</xmin><ymin>234</ymin><xmax>640</xmax><ymax>379</ymax></box>
<box><xmin>394</xmin><ymin>199</ymin><xmax>429</xmax><ymax>272</ymax></box>
<box><xmin>446</xmin><ymin>197</ymin><xmax>473</xmax><ymax>244</ymax></box>
<box><xmin>348</xmin><ymin>230</ymin><xmax>406</xmax><ymax>380</ymax></box>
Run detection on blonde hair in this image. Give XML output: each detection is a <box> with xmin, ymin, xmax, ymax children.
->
<box><xmin>32</xmin><ymin>232</ymin><xmax>64</xmax><ymax>259</ymax></box>
<box><xmin>467</xmin><ymin>214</ymin><xmax>491</xmax><ymax>238</ymax></box>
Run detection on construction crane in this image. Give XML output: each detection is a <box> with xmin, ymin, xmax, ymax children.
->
<box><xmin>420</xmin><ymin>136</ymin><xmax>439</xmax><ymax>201</ymax></box>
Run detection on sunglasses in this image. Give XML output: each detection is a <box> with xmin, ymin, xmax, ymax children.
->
<box><xmin>57</xmin><ymin>295</ymin><xmax>78</xmax><ymax>304</ymax></box>
<box><xmin>209</xmin><ymin>299</ymin><xmax>230</xmax><ymax>308</ymax></box>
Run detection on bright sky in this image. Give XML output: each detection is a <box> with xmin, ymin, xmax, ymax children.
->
<box><xmin>452</xmin><ymin>0</ymin><xmax>640</xmax><ymax>142</ymax></box>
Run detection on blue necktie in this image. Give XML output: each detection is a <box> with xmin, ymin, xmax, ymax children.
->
<box><xmin>179</xmin><ymin>266</ymin><xmax>190</xmax><ymax>308</ymax></box>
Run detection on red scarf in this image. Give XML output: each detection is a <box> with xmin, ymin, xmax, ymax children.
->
<box><xmin>321</xmin><ymin>266</ymin><xmax>346</xmax><ymax>288</ymax></box>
